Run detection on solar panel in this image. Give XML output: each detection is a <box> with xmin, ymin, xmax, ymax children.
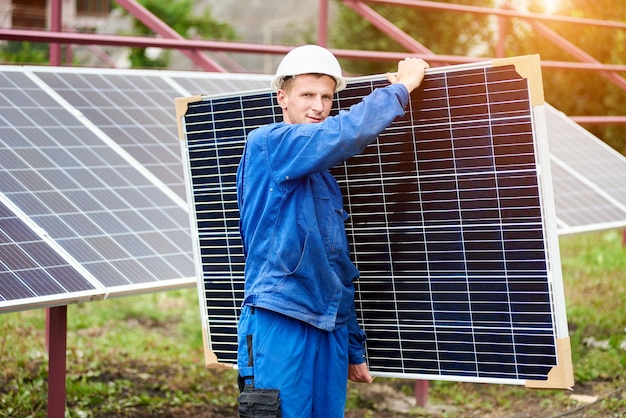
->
<box><xmin>0</xmin><ymin>67</ymin><xmax>194</xmax><ymax>310</ymax></box>
<box><xmin>545</xmin><ymin>105</ymin><xmax>626</xmax><ymax>235</ymax></box>
<box><xmin>178</xmin><ymin>56</ymin><xmax>574</xmax><ymax>388</ymax></box>
<box><xmin>30</xmin><ymin>67</ymin><xmax>272</xmax><ymax>201</ymax></box>
<box><xmin>0</xmin><ymin>65</ymin><xmax>271</xmax><ymax>313</ymax></box>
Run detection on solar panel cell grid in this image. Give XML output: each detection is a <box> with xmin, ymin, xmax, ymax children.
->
<box><xmin>544</xmin><ymin>107</ymin><xmax>626</xmax><ymax>233</ymax></box>
<box><xmin>34</xmin><ymin>70</ymin><xmax>190</xmax><ymax>200</ymax></box>
<box><xmin>0</xmin><ymin>201</ymin><xmax>98</xmax><ymax>307</ymax></box>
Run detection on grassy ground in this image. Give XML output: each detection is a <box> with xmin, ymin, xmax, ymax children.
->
<box><xmin>1</xmin><ymin>229</ymin><xmax>625</xmax><ymax>417</ymax></box>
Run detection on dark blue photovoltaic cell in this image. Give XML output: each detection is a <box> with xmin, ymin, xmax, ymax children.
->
<box><xmin>0</xmin><ymin>201</ymin><xmax>97</xmax><ymax>308</ymax></box>
<box><xmin>185</xmin><ymin>93</ymin><xmax>277</xmax><ymax>363</ymax></box>
<box><xmin>183</xmin><ymin>63</ymin><xmax>564</xmax><ymax>383</ymax></box>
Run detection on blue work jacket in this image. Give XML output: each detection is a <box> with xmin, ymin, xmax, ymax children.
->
<box><xmin>236</xmin><ymin>83</ymin><xmax>409</xmax><ymax>363</ymax></box>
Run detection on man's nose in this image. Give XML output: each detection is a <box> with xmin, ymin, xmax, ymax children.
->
<box><xmin>311</xmin><ymin>95</ymin><xmax>324</xmax><ymax>112</ymax></box>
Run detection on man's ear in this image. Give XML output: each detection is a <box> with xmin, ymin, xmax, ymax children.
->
<box><xmin>276</xmin><ymin>89</ymin><xmax>288</xmax><ymax>110</ymax></box>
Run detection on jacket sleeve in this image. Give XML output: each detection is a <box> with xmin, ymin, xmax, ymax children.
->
<box><xmin>265</xmin><ymin>83</ymin><xmax>409</xmax><ymax>188</ymax></box>
<box><xmin>347</xmin><ymin>302</ymin><xmax>367</xmax><ymax>365</ymax></box>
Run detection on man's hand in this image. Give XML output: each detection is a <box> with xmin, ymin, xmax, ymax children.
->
<box><xmin>348</xmin><ymin>362</ymin><xmax>374</xmax><ymax>383</ymax></box>
<box><xmin>387</xmin><ymin>57</ymin><xmax>429</xmax><ymax>93</ymax></box>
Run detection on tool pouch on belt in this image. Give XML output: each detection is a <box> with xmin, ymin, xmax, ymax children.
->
<box><xmin>238</xmin><ymin>385</ymin><xmax>281</xmax><ymax>417</ymax></box>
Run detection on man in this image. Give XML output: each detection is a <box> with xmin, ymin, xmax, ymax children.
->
<box><xmin>236</xmin><ymin>44</ymin><xmax>428</xmax><ymax>417</ymax></box>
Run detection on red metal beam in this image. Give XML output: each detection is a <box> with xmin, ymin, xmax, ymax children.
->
<box><xmin>570</xmin><ymin>116</ymin><xmax>626</xmax><ymax>125</ymax></box>
<box><xmin>0</xmin><ymin>28</ymin><xmax>292</xmax><ymax>57</ymax></box>
<box><xmin>0</xmin><ymin>28</ymin><xmax>459</xmax><ymax>64</ymax></box>
<box><xmin>4</xmin><ymin>28</ymin><xmax>626</xmax><ymax>74</ymax></box>
<box><xmin>342</xmin><ymin>0</ymin><xmax>434</xmax><ymax>55</ymax></box>
<box><xmin>318</xmin><ymin>0</ymin><xmax>329</xmax><ymax>46</ymax></box>
<box><xmin>343</xmin><ymin>0</ymin><xmax>626</xmax><ymax>96</ymax></box>
<box><xmin>361</xmin><ymin>0</ymin><xmax>626</xmax><ymax>30</ymax></box>
<box><xmin>525</xmin><ymin>18</ymin><xmax>626</xmax><ymax>91</ymax></box>
<box><xmin>113</xmin><ymin>0</ymin><xmax>226</xmax><ymax>72</ymax></box>
<box><xmin>539</xmin><ymin>60</ymin><xmax>626</xmax><ymax>72</ymax></box>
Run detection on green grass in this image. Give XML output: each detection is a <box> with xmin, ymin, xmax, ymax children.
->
<box><xmin>559</xmin><ymin>229</ymin><xmax>626</xmax><ymax>384</ymax></box>
<box><xmin>0</xmin><ymin>290</ymin><xmax>240</xmax><ymax>417</ymax></box>
<box><xmin>1</xmin><ymin>230</ymin><xmax>626</xmax><ymax>417</ymax></box>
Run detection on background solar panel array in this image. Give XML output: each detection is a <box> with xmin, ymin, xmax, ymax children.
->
<box><xmin>0</xmin><ymin>61</ymin><xmax>624</xmax><ymax>353</ymax></box>
<box><xmin>545</xmin><ymin>105</ymin><xmax>626</xmax><ymax>235</ymax></box>
<box><xmin>0</xmin><ymin>65</ymin><xmax>271</xmax><ymax>312</ymax></box>
<box><xmin>179</xmin><ymin>58</ymin><xmax>574</xmax><ymax>386</ymax></box>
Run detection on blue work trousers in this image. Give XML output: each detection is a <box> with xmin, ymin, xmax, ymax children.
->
<box><xmin>237</xmin><ymin>305</ymin><xmax>349</xmax><ymax>418</ymax></box>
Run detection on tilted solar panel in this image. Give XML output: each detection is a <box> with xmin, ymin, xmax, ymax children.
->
<box><xmin>0</xmin><ymin>65</ymin><xmax>272</xmax><ymax>313</ymax></box>
<box><xmin>0</xmin><ymin>68</ymin><xmax>195</xmax><ymax>310</ymax></box>
<box><xmin>545</xmin><ymin>105</ymin><xmax>626</xmax><ymax>235</ymax></box>
<box><xmin>177</xmin><ymin>56</ymin><xmax>573</xmax><ymax>388</ymax></box>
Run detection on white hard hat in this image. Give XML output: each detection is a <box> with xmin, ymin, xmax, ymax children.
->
<box><xmin>270</xmin><ymin>44</ymin><xmax>346</xmax><ymax>92</ymax></box>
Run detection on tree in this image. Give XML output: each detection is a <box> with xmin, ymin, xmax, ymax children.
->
<box><xmin>504</xmin><ymin>0</ymin><xmax>626</xmax><ymax>153</ymax></box>
<box><xmin>0</xmin><ymin>41</ymin><xmax>49</xmax><ymax>64</ymax></box>
<box><xmin>330</xmin><ymin>0</ymin><xmax>626</xmax><ymax>154</ymax></box>
<box><xmin>122</xmin><ymin>0</ymin><xmax>237</xmax><ymax>68</ymax></box>
<box><xmin>330</xmin><ymin>0</ymin><xmax>496</xmax><ymax>76</ymax></box>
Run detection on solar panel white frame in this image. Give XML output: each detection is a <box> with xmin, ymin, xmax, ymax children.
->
<box><xmin>178</xmin><ymin>56</ymin><xmax>574</xmax><ymax>389</ymax></box>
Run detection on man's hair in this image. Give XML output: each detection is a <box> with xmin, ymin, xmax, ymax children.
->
<box><xmin>279</xmin><ymin>73</ymin><xmax>337</xmax><ymax>92</ymax></box>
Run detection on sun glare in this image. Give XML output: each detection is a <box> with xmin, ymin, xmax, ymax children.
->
<box><xmin>503</xmin><ymin>0</ymin><xmax>565</xmax><ymax>15</ymax></box>
<box><xmin>542</xmin><ymin>0</ymin><xmax>563</xmax><ymax>14</ymax></box>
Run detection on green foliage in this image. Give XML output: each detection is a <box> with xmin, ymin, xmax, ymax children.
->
<box><xmin>330</xmin><ymin>0</ymin><xmax>496</xmax><ymax>75</ymax></box>
<box><xmin>559</xmin><ymin>229</ymin><xmax>626</xmax><ymax>384</ymax></box>
<box><xmin>121</xmin><ymin>0</ymin><xmax>237</xmax><ymax>68</ymax></box>
<box><xmin>0</xmin><ymin>41</ymin><xmax>49</xmax><ymax>64</ymax></box>
<box><xmin>331</xmin><ymin>0</ymin><xmax>626</xmax><ymax>154</ymax></box>
<box><xmin>500</xmin><ymin>0</ymin><xmax>626</xmax><ymax>154</ymax></box>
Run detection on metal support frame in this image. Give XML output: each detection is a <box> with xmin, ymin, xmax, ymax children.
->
<box><xmin>318</xmin><ymin>0</ymin><xmax>328</xmax><ymax>46</ymax></box>
<box><xmin>49</xmin><ymin>0</ymin><xmax>61</xmax><ymax>65</ymax></box>
<box><xmin>2</xmin><ymin>1</ymin><xmax>626</xmax><ymax>131</ymax></box>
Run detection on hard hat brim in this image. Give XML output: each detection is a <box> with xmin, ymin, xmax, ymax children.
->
<box><xmin>270</xmin><ymin>74</ymin><xmax>346</xmax><ymax>93</ymax></box>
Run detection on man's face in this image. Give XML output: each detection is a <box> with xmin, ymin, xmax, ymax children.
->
<box><xmin>277</xmin><ymin>74</ymin><xmax>336</xmax><ymax>124</ymax></box>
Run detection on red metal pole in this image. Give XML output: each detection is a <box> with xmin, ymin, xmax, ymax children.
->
<box><xmin>5</xmin><ymin>28</ymin><xmax>626</xmax><ymax>73</ymax></box>
<box><xmin>47</xmin><ymin>306</ymin><xmax>67</xmax><ymax>418</ymax></box>
<box><xmin>49</xmin><ymin>0</ymin><xmax>62</xmax><ymax>65</ymax></box>
<box><xmin>496</xmin><ymin>2</ymin><xmax>508</xmax><ymax>58</ymax></box>
<box><xmin>570</xmin><ymin>116</ymin><xmax>626</xmax><ymax>125</ymax></box>
<box><xmin>415</xmin><ymin>380</ymin><xmax>429</xmax><ymax>407</ymax></box>
<box><xmin>318</xmin><ymin>0</ymin><xmax>328</xmax><ymax>46</ymax></box>
<box><xmin>362</xmin><ymin>0</ymin><xmax>626</xmax><ymax>30</ymax></box>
